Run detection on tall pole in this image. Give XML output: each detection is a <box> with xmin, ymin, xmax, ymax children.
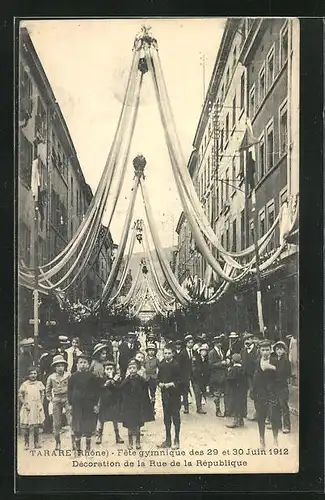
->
<box><xmin>251</xmin><ymin>190</ymin><xmax>265</xmax><ymax>335</ymax></box>
<box><xmin>33</xmin><ymin>191</ymin><xmax>40</xmax><ymax>365</ymax></box>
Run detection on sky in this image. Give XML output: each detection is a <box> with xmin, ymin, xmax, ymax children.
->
<box><xmin>22</xmin><ymin>18</ymin><xmax>226</xmax><ymax>248</ymax></box>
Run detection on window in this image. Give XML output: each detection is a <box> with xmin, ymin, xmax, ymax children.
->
<box><xmin>19</xmin><ymin>222</ymin><xmax>31</xmax><ymax>266</ymax></box>
<box><xmin>238</xmin><ymin>149</ymin><xmax>245</xmax><ymax>181</ymax></box>
<box><xmin>77</xmin><ymin>190</ymin><xmax>79</xmax><ymax>215</ymax></box>
<box><xmin>259</xmin><ymin>64</ymin><xmax>266</xmax><ymax>103</ymax></box>
<box><xmin>233</xmin><ymin>46</ymin><xmax>237</xmax><ymax>70</ymax></box>
<box><xmin>216</xmin><ymin>186</ymin><xmax>219</xmax><ymax>217</ymax></box>
<box><xmin>220</xmin><ymin>128</ymin><xmax>224</xmax><ymax>153</ymax></box>
<box><xmin>19</xmin><ymin>131</ymin><xmax>33</xmax><ymax>188</ymax></box>
<box><xmin>220</xmin><ymin>84</ymin><xmax>224</xmax><ymax>102</ymax></box>
<box><xmin>220</xmin><ymin>178</ymin><xmax>224</xmax><ymax>208</ymax></box>
<box><xmin>221</xmin><ymin>233</ymin><xmax>225</xmax><ymax>249</ymax></box>
<box><xmin>231</xmin><ymin>156</ymin><xmax>236</xmax><ymax>195</ymax></box>
<box><xmin>203</xmin><ymin>167</ymin><xmax>206</xmax><ymax>192</ymax></box>
<box><xmin>249</xmin><ymin>219</ymin><xmax>254</xmax><ymax>245</ymax></box>
<box><xmin>207</xmin><ymin>157</ymin><xmax>211</xmax><ymax>185</ymax></box>
<box><xmin>259</xmin><ymin>209</ymin><xmax>266</xmax><ymax>237</ymax></box>
<box><xmin>70</xmin><ymin>220</ymin><xmax>73</xmax><ymax>237</ymax></box>
<box><xmin>225</xmin><ymin>114</ymin><xmax>229</xmax><ymax>143</ymax></box>
<box><xmin>280</xmin><ymin>187</ymin><xmax>288</xmax><ymax>206</ymax></box>
<box><xmin>226</xmin><ymin>68</ymin><xmax>230</xmax><ymax>88</ymax></box>
<box><xmin>20</xmin><ymin>65</ymin><xmax>33</xmax><ymax>118</ymax></box>
<box><xmin>241</xmin><ymin>20</ymin><xmax>246</xmax><ymax>47</ymax></box>
<box><xmin>232</xmin><ymin>94</ymin><xmax>236</xmax><ymax>129</ymax></box>
<box><xmin>267</xmin><ymin>46</ymin><xmax>275</xmax><ymax>89</ymax></box>
<box><xmin>267</xmin><ymin>201</ymin><xmax>275</xmax><ymax>250</ymax></box>
<box><xmin>226</xmin><ymin>225</ymin><xmax>230</xmax><ymax>251</ymax></box>
<box><xmin>232</xmin><ymin>219</ymin><xmax>237</xmax><ymax>251</ymax></box>
<box><xmin>279</xmin><ymin>101</ymin><xmax>288</xmax><ymax>156</ymax></box>
<box><xmin>35</xmin><ymin>96</ymin><xmax>46</xmax><ymax>138</ymax></box>
<box><xmin>71</xmin><ymin>176</ymin><xmax>74</xmax><ymax>206</ymax></box>
<box><xmin>249</xmin><ymin>85</ymin><xmax>255</xmax><ymax>118</ymax></box>
<box><xmin>225</xmin><ymin>169</ymin><xmax>229</xmax><ymax>201</ymax></box>
<box><xmin>266</xmin><ymin>121</ymin><xmax>274</xmax><ymax>171</ymax></box>
<box><xmin>280</xmin><ymin>22</ymin><xmax>289</xmax><ymax>67</ymax></box>
<box><xmin>205</xmin><ymin>135</ymin><xmax>207</xmax><ymax>149</ymax></box>
<box><xmin>240</xmin><ymin>210</ymin><xmax>245</xmax><ymax>250</ymax></box>
<box><xmin>258</xmin><ymin>135</ymin><xmax>265</xmax><ymax>179</ymax></box>
<box><xmin>240</xmin><ymin>73</ymin><xmax>245</xmax><ymax>111</ymax></box>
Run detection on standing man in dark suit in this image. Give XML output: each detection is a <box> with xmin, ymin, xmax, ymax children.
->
<box><xmin>119</xmin><ymin>332</ymin><xmax>138</xmax><ymax>379</ymax></box>
<box><xmin>208</xmin><ymin>336</ymin><xmax>227</xmax><ymax>417</ymax></box>
<box><xmin>192</xmin><ymin>343</ymin><xmax>210</xmax><ymax>414</ymax></box>
<box><xmin>241</xmin><ymin>333</ymin><xmax>259</xmax><ymax>420</ymax></box>
<box><xmin>181</xmin><ymin>334</ymin><xmax>194</xmax><ymax>414</ymax></box>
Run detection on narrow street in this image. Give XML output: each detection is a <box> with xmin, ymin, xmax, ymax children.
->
<box><xmin>18</xmin><ymin>394</ymin><xmax>298</xmax><ymax>475</ymax></box>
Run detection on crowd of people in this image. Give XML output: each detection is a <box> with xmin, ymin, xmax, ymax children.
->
<box><xmin>18</xmin><ymin>329</ymin><xmax>296</xmax><ymax>452</ymax></box>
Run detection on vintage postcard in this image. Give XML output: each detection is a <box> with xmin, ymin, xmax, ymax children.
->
<box><xmin>17</xmin><ymin>17</ymin><xmax>299</xmax><ymax>476</ymax></box>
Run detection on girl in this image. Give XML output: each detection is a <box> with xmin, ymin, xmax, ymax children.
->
<box><xmin>272</xmin><ymin>341</ymin><xmax>291</xmax><ymax>433</ymax></box>
<box><xmin>225</xmin><ymin>353</ymin><xmax>247</xmax><ymax>428</ymax></box>
<box><xmin>90</xmin><ymin>343</ymin><xmax>109</xmax><ymax>379</ymax></box>
<box><xmin>19</xmin><ymin>366</ymin><xmax>45</xmax><ymax>450</ymax></box>
<box><xmin>119</xmin><ymin>358</ymin><xmax>154</xmax><ymax>450</ymax></box>
<box><xmin>67</xmin><ymin>353</ymin><xmax>100</xmax><ymax>452</ymax></box>
<box><xmin>96</xmin><ymin>360</ymin><xmax>124</xmax><ymax>445</ymax></box>
<box><xmin>135</xmin><ymin>351</ymin><xmax>146</xmax><ymax>379</ymax></box>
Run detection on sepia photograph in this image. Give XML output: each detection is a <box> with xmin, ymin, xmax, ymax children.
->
<box><xmin>16</xmin><ymin>17</ymin><xmax>299</xmax><ymax>476</ymax></box>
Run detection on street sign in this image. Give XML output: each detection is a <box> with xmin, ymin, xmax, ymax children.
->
<box><xmin>29</xmin><ymin>319</ymin><xmax>40</xmax><ymax>325</ymax></box>
<box><xmin>46</xmin><ymin>320</ymin><xmax>57</xmax><ymax>326</ymax></box>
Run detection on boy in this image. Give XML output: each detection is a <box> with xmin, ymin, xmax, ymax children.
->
<box><xmin>251</xmin><ymin>340</ymin><xmax>281</xmax><ymax>449</ymax></box>
<box><xmin>157</xmin><ymin>345</ymin><xmax>182</xmax><ymax>449</ymax></box>
<box><xmin>208</xmin><ymin>336</ymin><xmax>227</xmax><ymax>417</ymax></box>
<box><xmin>145</xmin><ymin>343</ymin><xmax>159</xmax><ymax>414</ymax></box>
<box><xmin>272</xmin><ymin>340</ymin><xmax>291</xmax><ymax>433</ymax></box>
<box><xmin>45</xmin><ymin>355</ymin><xmax>71</xmax><ymax>450</ymax></box>
<box><xmin>67</xmin><ymin>353</ymin><xmax>100</xmax><ymax>452</ymax></box>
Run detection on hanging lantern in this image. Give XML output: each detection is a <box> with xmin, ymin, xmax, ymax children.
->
<box><xmin>138</xmin><ymin>57</ymin><xmax>148</xmax><ymax>74</ymax></box>
<box><xmin>133</xmin><ymin>154</ymin><xmax>147</xmax><ymax>179</ymax></box>
<box><xmin>136</xmin><ymin>233</ymin><xmax>143</xmax><ymax>244</ymax></box>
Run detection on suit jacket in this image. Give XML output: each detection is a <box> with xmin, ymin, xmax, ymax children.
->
<box><xmin>271</xmin><ymin>354</ymin><xmax>291</xmax><ymax>389</ymax></box>
<box><xmin>119</xmin><ymin>342</ymin><xmax>137</xmax><ymax>375</ymax></box>
<box><xmin>174</xmin><ymin>349</ymin><xmax>191</xmax><ymax>383</ymax></box>
<box><xmin>192</xmin><ymin>354</ymin><xmax>210</xmax><ymax>387</ymax></box>
<box><xmin>241</xmin><ymin>345</ymin><xmax>259</xmax><ymax>378</ymax></box>
<box><xmin>208</xmin><ymin>347</ymin><xmax>226</xmax><ymax>387</ymax></box>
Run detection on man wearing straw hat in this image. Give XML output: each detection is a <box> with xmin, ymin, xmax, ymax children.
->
<box><xmin>119</xmin><ymin>332</ymin><xmax>138</xmax><ymax>379</ymax></box>
<box><xmin>45</xmin><ymin>354</ymin><xmax>71</xmax><ymax>450</ymax></box>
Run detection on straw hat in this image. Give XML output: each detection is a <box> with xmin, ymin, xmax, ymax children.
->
<box><xmin>198</xmin><ymin>343</ymin><xmax>209</xmax><ymax>352</ymax></box>
<box><xmin>92</xmin><ymin>343</ymin><xmax>108</xmax><ymax>357</ymax></box>
<box><xmin>146</xmin><ymin>343</ymin><xmax>157</xmax><ymax>352</ymax></box>
<box><xmin>229</xmin><ymin>332</ymin><xmax>239</xmax><ymax>339</ymax></box>
<box><xmin>273</xmin><ymin>340</ymin><xmax>287</xmax><ymax>351</ymax></box>
<box><xmin>51</xmin><ymin>355</ymin><xmax>68</xmax><ymax>367</ymax></box>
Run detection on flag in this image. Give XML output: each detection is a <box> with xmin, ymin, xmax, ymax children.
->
<box><xmin>239</xmin><ymin>118</ymin><xmax>259</xmax><ymax>191</ymax></box>
<box><xmin>31</xmin><ymin>158</ymin><xmax>41</xmax><ymax>202</ymax></box>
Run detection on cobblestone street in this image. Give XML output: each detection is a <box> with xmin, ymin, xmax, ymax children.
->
<box><xmin>18</xmin><ymin>393</ymin><xmax>298</xmax><ymax>475</ymax></box>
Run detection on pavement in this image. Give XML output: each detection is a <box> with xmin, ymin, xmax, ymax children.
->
<box><xmin>17</xmin><ymin>393</ymin><xmax>299</xmax><ymax>476</ymax></box>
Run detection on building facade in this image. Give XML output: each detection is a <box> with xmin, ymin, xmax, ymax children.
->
<box><xmin>18</xmin><ymin>27</ymin><xmax>114</xmax><ymax>327</ymax></box>
<box><xmin>176</xmin><ymin>18</ymin><xmax>299</xmax><ymax>339</ymax></box>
